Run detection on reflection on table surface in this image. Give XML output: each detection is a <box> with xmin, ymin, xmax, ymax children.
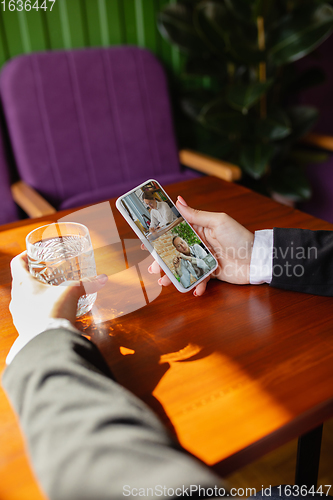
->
<box><xmin>1</xmin><ymin>177</ymin><xmax>333</xmax><ymax>500</ymax></box>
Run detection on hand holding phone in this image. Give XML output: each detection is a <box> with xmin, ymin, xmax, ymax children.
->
<box><xmin>144</xmin><ymin>194</ymin><xmax>255</xmax><ymax>295</ymax></box>
<box><xmin>116</xmin><ymin>180</ymin><xmax>218</xmax><ymax>293</ymax></box>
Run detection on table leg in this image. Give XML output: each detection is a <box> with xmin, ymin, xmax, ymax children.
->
<box><xmin>295</xmin><ymin>424</ymin><xmax>323</xmax><ymax>488</ymax></box>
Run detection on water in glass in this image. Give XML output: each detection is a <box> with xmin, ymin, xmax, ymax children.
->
<box><xmin>27</xmin><ymin>229</ymin><xmax>97</xmax><ymax>317</ymax></box>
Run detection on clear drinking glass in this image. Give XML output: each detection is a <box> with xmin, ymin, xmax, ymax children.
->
<box><xmin>26</xmin><ymin>222</ymin><xmax>97</xmax><ymax>317</ymax></box>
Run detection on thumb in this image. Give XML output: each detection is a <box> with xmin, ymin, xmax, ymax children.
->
<box><xmin>176</xmin><ymin>198</ymin><xmax>219</xmax><ymax>229</ymax></box>
<box><xmin>81</xmin><ymin>274</ymin><xmax>108</xmax><ymax>295</ymax></box>
<box><xmin>63</xmin><ymin>274</ymin><xmax>108</xmax><ymax>298</ymax></box>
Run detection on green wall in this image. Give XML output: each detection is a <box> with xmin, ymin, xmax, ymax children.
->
<box><xmin>0</xmin><ymin>0</ymin><xmax>181</xmax><ymax>74</ymax></box>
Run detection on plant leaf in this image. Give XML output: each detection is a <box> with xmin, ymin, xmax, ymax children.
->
<box><xmin>183</xmin><ymin>56</ymin><xmax>228</xmax><ymax>79</ymax></box>
<box><xmin>224</xmin><ymin>0</ymin><xmax>255</xmax><ymax>22</ymax></box>
<box><xmin>190</xmin><ymin>124</ymin><xmax>234</xmax><ymax>159</ymax></box>
<box><xmin>199</xmin><ymin>112</ymin><xmax>247</xmax><ymax>137</ymax></box>
<box><xmin>199</xmin><ymin>99</ymin><xmax>247</xmax><ymax>137</ymax></box>
<box><xmin>270</xmin><ymin>164</ymin><xmax>312</xmax><ymax>201</ymax></box>
<box><xmin>269</xmin><ymin>3</ymin><xmax>333</xmax><ymax>64</ymax></box>
<box><xmin>157</xmin><ymin>4</ymin><xmax>207</xmax><ymax>54</ymax></box>
<box><xmin>194</xmin><ymin>0</ymin><xmax>260</xmax><ymax>62</ymax></box>
<box><xmin>227</xmin><ymin>34</ymin><xmax>267</xmax><ymax>63</ymax></box>
<box><xmin>287</xmin><ymin>106</ymin><xmax>319</xmax><ymax>139</ymax></box>
<box><xmin>193</xmin><ymin>1</ymin><xmax>231</xmax><ymax>54</ymax></box>
<box><xmin>239</xmin><ymin>143</ymin><xmax>275</xmax><ymax>179</ymax></box>
<box><xmin>180</xmin><ymin>90</ymin><xmax>216</xmax><ymax>120</ymax></box>
<box><xmin>226</xmin><ymin>80</ymin><xmax>273</xmax><ymax>113</ymax></box>
<box><xmin>255</xmin><ymin>109</ymin><xmax>292</xmax><ymax>140</ymax></box>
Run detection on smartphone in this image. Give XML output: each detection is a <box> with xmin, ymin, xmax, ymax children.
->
<box><xmin>116</xmin><ymin>179</ymin><xmax>218</xmax><ymax>293</ymax></box>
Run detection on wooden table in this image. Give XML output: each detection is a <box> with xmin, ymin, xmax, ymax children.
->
<box><xmin>1</xmin><ymin>176</ymin><xmax>333</xmax><ymax>499</ymax></box>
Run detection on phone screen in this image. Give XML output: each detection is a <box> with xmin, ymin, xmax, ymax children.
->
<box><xmin>120</xmin><ymin>180</ymin><xmax>217</xmax><ymax>289</ymax></box>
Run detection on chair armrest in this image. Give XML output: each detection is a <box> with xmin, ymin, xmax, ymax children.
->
<box><xmin>302</xmin><ymin>133</ymin><xmax>333</xmax><ymax>152</ymax></box>
<box><xmin>179</xmin><ymin>149</ymin><xmax>242</xmax><ymax>182</ymax></box>
<box><xmin>11</xmin><ymin>181</ymin><xmax>56</xmax><ymax>218</ymax></box>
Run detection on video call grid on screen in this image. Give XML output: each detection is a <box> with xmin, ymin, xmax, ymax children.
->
<box><xmin>121</xmin><ymin>181</ymin><xmax>217</xmax><ymax>289</ymax></box>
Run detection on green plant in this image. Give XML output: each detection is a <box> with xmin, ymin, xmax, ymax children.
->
<box><xmin>172</xmin><ymin>221</ymin><xmax>201</xmax><ymax>245</ymax></box>
<box><xmin>157</xmin><ymin>0</ymin><xmax>333</xmax><ymax>201</ymax></box>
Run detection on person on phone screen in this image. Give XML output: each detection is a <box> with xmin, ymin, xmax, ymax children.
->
<box><xmin>142</xmin><ymin>192</ymin><xmax>177</xmax><ymax>233</ymax></box>
<box><xmin>172</xmin><ymin>236</ymin><xmax>209</xmax><ymax>280</ymax></box>
<box><xmin>173</xmin><ymin>254</ymin><xmax>198</xmax><ymax>288</ymax></box>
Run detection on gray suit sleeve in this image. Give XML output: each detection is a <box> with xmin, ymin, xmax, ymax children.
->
<box><xmin>2</xmin><ymin>329</ymin><xmax>223</xmax><ymax>500</ymax></box>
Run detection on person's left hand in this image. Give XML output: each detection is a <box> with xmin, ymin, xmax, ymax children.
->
<box><xmin>144</xmin><ymin>196</ymin><xmax>254</xmax><ymax>296</ymax></box>
<box><xmin>9</xmin><ymin>251</ymin><xmax>108</xmax><ymax>340</ymax></box>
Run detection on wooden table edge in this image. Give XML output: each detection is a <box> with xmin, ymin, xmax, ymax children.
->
<box><xmin>214</xmin><ymin>398</ymin><xmax>333</xmax><ymax>476</ymax></box>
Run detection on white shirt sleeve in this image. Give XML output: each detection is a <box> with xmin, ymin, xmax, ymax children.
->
<box><xmin>162</xmin><ymin>202</ymin><xmax>176</xmax><ymax>224</ymax></box>
<box><xmin>6</xmin><ymin>319</ymin><xmax>80</xmax><ymax>365</ymax></box>
<box><xmin>179</xmin><ymin>260</ymin><xmax>191</xmax><ymax>288</ymax></box>
<box><xmin>250</xmin><ymin>229</ymin><xmax>273</xmax><ymax>285</ymax></box>
<box><xmin>154</xmin><ymin>202</ymin><xmax>176</xmax><ymax>227</ymax></box>
<box><xmin>149</xmin><ymin>209</ymin><xmax>160</xmax><ymax>229</ymax></box>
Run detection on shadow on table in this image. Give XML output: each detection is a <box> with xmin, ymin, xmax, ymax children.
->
<box><xmin>75</xmin><ymin>236</ymin><xmax>333</xmax><ymax>473</ymax></box>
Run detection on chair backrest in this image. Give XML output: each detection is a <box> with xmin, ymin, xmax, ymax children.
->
<box><xmin>0</xmin><ymin>47</ymin><xmax>181</xmax><ymax>210</ymax></box>
<box><xmin>0</xmin><ymin>123</ymin><xmax>19</xmax><ymax>225</ymax></box>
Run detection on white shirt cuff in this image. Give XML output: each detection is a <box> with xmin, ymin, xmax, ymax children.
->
<box><xmin>6</xmin><ymin>319</ymin><xmax>80</xmax><ymax>365</ymax></box>
<box><xmin>250</xmin><ymin>229</ymin><xmax>273</xmax><ymax>285</ymax></box>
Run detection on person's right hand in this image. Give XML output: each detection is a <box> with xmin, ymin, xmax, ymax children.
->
<box><xmin>9</xmin><ymin>251</ymin><xmax>108</xmax><ymax>339</ymax></box>
<box><xmin>180</xmin><ymin>255</ymin><xmax>192</xmax><ymax>262</ymax></box>
<box><xmin>7</xmin><ymin>251</ymin><xmax>108</xmax><ymax>365</ymax></box>
<box><xmin>148</xmin><ymin>196</ymin><xmax>254</xmax><ymax>296</ymax></box>
<box><xmin>173</xmin><ymin>256</ymin><xmax>181</xmax><ymax>271</ymax></box>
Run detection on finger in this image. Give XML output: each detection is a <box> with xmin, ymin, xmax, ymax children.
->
<box><xmin>141</xmin><ymin>243</ymin><xmax>147</xmax><ymax>251</ymax></box>
<box><xmin>83</xmin><ymin>274</ymin><xmax>108</xmax><ymax>293</ymax></box>
<box><xmin>63</xmin><ymin>274</ymin><xmax>108</xmax><ymax>297</ymax></box>
<box><xmin>148</xmin><ymin>260</ymin><xmax>161</xmax><ymax>275</ymax></box>
<box><xmin>10</xmin><ymin>251</ymin><xmax>36</xmax><ymax>287</ymax></box>
<box><xmin>193</xmin><ymin>276</ymin><xmax>210</xmax><ymax>297</ymax></box>
<box><xmin>177</xmin><ymin>195</ymin><xmax>188</xmax><ymax>206</ymax></box>
<box><xmin>10</xmin><ymin>251</ymin><xmax>29</xmax><ymax>277</ymax></box>
<box><xmin>176</xmin><ymin>200</ymin><xmax>221</xmax><ymax>229</ymax></box>
<box><xmin>9</xmin><ymin>298</ymin><xmax>14</xmax><ymax>316</ymax></box>
<box><xmin>158</xmin><ymin>274</ymin><xmax>172</xmax><ymax>287</ymax></box>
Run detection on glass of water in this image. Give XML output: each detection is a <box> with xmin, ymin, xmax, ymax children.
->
<box><xmin>26</xmin><ymin>222</ymin><xmax>97</xmax><ymax>317</ymax></box>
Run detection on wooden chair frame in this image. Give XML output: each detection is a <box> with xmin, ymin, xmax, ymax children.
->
<box><xmin>11</xmin><ymin>149</ymin><xmax>242</xmax><ymax>218</ymax></box>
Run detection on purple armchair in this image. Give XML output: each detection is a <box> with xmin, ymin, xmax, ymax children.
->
<box><xmin>0</xmin><ymin>47</ymin><xmax>240</xmax><ymax>217</ymax></box>
<box><xmin>0</xmin><ymin>125</ymin><xmax>20</xmax><ymax>225</ymax></box>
